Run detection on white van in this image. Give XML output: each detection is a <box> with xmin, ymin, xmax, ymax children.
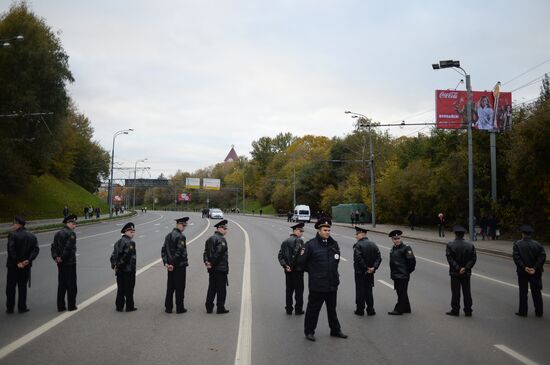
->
<box><xmin>293</xmin><ymin>205</ymin><xmax>311</xmax><ymax>223</ymax></box>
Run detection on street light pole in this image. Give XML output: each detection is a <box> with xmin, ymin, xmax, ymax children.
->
<box><xmin>108</xmin><ymin>129</ymin><xmax>133</xmax><ymax>218</ymax></box>
<box><xmin>133</xmin><ymin>158</ymin><xmax>147</xmax><ymax>211</ymax></box>
<box><xmin>345</xmin><ymin>111</ymin><xmax>377</xmax><ymax>227</ymax></box>
<box><xmin>433</xmin><ymin>60</ymin><xmax>474</xmax><ymax>240</ymax></box>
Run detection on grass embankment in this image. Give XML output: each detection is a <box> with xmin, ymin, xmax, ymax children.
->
<box><xmin>0</xmin><ymin>174</ymin><xmax>108</xmax><ymax>222</ymax></box>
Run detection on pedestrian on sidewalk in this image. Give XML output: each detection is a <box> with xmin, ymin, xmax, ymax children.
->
<box><xmin>63</xmin><ymin>206</ymin><xmax>69</xmax><ymax>220</ymax></box>
<box><xmin>110</xmin><ymin>222</ymin><xmax>138</xmax><ymax>312</ymax></box>
<box><xmin>51</xmin><ymin>214</ymin><xmax>78</xmax><ymax>311</ymax></box>
<box><xmin>513</xmin><ymin>225</ymin><xmax>546</xmax><ymax>317</ymax></box>
<box><xmin>445</xmin><ymin>225</ymin><xmax>477</xmax><ymax>317</ymax></box>
<box><xmin>298</xmin><ymin>218</ymin><xmax>347</xmax><ymax>341</ymax></box>
<box><xmin>388</xmin><ymin>230</ymin><xmax>416</xmax><ymax>315</ymax></box>
<box><xmin>350</xmin><ymin>212</ymin><xmax>355</xmax><ymax>226</ymax></box>
<box><xmin>203</xmin><ymin>220</ymin><xmax>230</xmax><ymax>314</ymax></box>
<box><xmin>353</xmin><ymin>226</ymin><xmax>381</xmax><ymax>316</ymax></box>
<box><xmin>278</xmin><ymin>222</ymin><xmax>305</xmax><ymax>315</ymax></box>
<box><xmin>408</xmin><ymin>211</ymin><xmax>416</xmax><ymax>231</ymax></box>
<box><xmin>5</xmin><ymin>216</ymin><xmax>39</xmax><ymax>314</ymax></box>
<box><xmin>438</xmin><ymin>213</ymin><xmax>445</xmax><ymax>237</ymax></box>
<box><xmin>162</xmin><ymin>217</ymin><xmax>189</xmax><ymax>313</ymax></box>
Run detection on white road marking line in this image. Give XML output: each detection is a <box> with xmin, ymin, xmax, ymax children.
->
<box><xmin>154</xmin><ymin>223</ymin><xmax>160</xmax><ymax>226</ymax></box>
<box><xmin>340</xmin><ymin>256</ymin><xmax>348</xmax><ymax>262</ymax></box>
<box><xmin>137</xmin><ymin>235</ymin><xmax>145</xmax><ymax>239</ymax></box>
<box><xmin>0</xmin><ymin>218</ymin><xmax>211</xmax><ymax>361</ymax></box>
<box><xmin>0</xmin><ymin>214</ymin><xmax>165</xmax><ymax>255</ymax></box>
<box><xmin>378</xmin><ymin>280</ymin><xmax>394</xmax><ymax>289</ymax></box>
<box><xmin>231</xmin><ymin>220</ymin><xmax>251</xmax><ymax>365</ymax></box>
<box><xmin>494</xmin><ymin>344</ymin><xmax>540</xmax><ymax>365</ymax></box>
<box><xmin>155</xmin><ymin>230</ymin><xmax>159</xmax><ymax>233</ymax></box>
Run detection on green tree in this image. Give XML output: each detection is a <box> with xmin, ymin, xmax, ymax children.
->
<box><xmin>0</xmin><ymin>2</ymin><xmax>74</xmax><ymax>191</ymax></box>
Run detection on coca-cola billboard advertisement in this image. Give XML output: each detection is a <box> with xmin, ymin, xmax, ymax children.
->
<box><xmin>435</xmin><ymin>90</ymin><xmax>512</xmax><ymax>132</ymax></box>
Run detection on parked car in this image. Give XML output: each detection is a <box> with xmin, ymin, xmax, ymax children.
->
<box><xmin>209</xmin><ymin>208</ymin><xmax>224</xmax><ymax>219</ymax></box>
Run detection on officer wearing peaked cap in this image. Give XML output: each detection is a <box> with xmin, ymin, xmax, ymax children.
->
<box><xmin>51</xmin><ymin>214</ymin><xmax>78</xmax><ymax>311</ymax></box>
<box><xmin>162</xmin><ymin>217</ymin><xmax>189</xmax><ymax>313</ymax></box>
<box><xmin>110</xmin><ymin>222</ymin><xmax>138</xmax><ymax>312</ymax></box>
<box><xmin>278</xmin><ymin>222</ymin><xmax>306</xmax><ymax>315</ymax></box>
<box><xmin>387</xmin><ymin>230</ymin><xmax>416</xmax><ymax>315</ymax></box>
<box><xmin>6</xmin><ymin>216</ymin><xmax>39</xmax><ymax>314</ymax></box>
<box><xmin>204</xmin><ymin>219</ymin><xmax>229</xmax><ymax>313</ymax></box>
<box><xmin>297</xmin><ymin>218</ymin><xmax>348</xmax><ymax>341</ymax></box>
<box><xmin>353</xmin><ymin>226</ymin><xmax>381</xmax><ymax>316</ymax></box>
<box><xmin>513</xmin><ymin>224</ymin><xmax>546</xmax><ymax>317</ymax></box>
<box><xmin>445</xmin><ymin>225</ymin><xmax>477</xmax><ymax>317</ymax></box>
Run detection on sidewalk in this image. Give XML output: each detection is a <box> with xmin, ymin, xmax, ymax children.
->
<box><xmin>0</xmin><ymin>211</ymin><xmax>133</xmax><ymax>232</ymax></box>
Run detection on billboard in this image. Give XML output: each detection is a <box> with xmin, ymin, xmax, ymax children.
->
<box><xmin>125</xmin><ymin>178</ymin><xmax>169</xmax><ymax>187</ymax></box>
<box><xmin>178</xmin><ymin>192</ymin><xmax>191</xmax><ymax>202</ymax></box>
<box><xmin>185</xmin><ymin>177</ymin><xmax>201</xmax><ymax>189</ymax></box>
<box><xmin>435</xmin><ymin>90</ymin><xmax>512</xmax><ymax>132</ymax></box>
<box><xmin>203</xmin><ymin>178</ymin><xmax>221</xmax><ymax>191</ymax></box>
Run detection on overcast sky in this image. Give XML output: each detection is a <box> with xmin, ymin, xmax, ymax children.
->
<box><xmin>11</xmin><ymin>0</ymin><xmax>550</xmax><ymax>179</ymax></box>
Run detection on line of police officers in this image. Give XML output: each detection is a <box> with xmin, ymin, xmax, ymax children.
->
<box><xmin>278</xmin><ymin>219</ymin><xmax>546</xmax><ymax>341</ymax></box>
<box><xmin>4</xmin><ymin>214</ymin><xmax>547</xmax><ymax>340</ymax></box>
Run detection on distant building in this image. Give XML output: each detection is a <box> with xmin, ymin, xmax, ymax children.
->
<box><xmin>224</xmin><ymin>145</ymin><xmax>239</xmax><ymax>162</ymax></box>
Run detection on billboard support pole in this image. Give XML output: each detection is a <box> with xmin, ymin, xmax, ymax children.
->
<box><xmin>490</xmin><ymin>132</ymin><xmax>497</xmax><ymax>203</ymax></box>
<box><xmin>465</xmin><ymin>73</ymin><xmax>475</xmax><ymax>241</ymax></box>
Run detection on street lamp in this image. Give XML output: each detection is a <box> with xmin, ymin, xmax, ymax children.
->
<box><xmin>133</xmin><ymin>158</ymin><xmax>148</xmax><ymax>211</ymax></box>
<box><xmin>108</xmin><ymin>129</ymin><xmax>133</xmax><ymax>218</ymax></box>
<box><xmin>344</xmin><ymin>110</ymin><xmax>376</xmax><ymax>227</ymax></box>
<box><xmin>1</xmin><ymin>34</ymin><xmax>24</xmax><ymax>48</ymax></box>
<box><xmin>433</xmin><ymin>59</ymin><xmax>474</xmax><ymax>240</ymax></box>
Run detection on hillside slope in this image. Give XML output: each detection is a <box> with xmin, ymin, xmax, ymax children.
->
<box><xmin>0</xmin><ymin>174</ymin><xmax>108</xmax><ymax>222</ymax></box>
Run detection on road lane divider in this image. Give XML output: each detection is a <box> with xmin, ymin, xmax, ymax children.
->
<box><xmin>231</xmin><ymin>220</ymin><xmax>252</xmax><ymax>365</ymax></box>
<box><xmin>378</xmin><ymin>280</ymin><xmax>394</xmax><ymax>289</ymax></box>
<box><xmin>0</xmin><ymin>219</ymin><xmax>211</xmax><ymax>361</ymax></box>
<box><xmin>494</xmin><ymin>344</ymin><xmax>540</xmax><ymax>365</ymax></box>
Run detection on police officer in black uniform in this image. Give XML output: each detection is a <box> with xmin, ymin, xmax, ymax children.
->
<box><xmin>110</xmin><ymin>222</ymin><xmax>138</xmax><ymax>312</ymax></box>
<box><xmin>513</xmin><ymin>224</ymin><xmax>546</xmax><ymax>317</ymax></box>
<box><xmin>162</xmin><ymin>217</ymin><xmax>189</xmax><ymax>313</ymax></box>
<box><xmin>298</xmin><ymin>219</ymin><xmax>347</xmax><ymax>341</ymax></box>
<box><xmin>387</xmin><ymin>229</ymin><xmax>416</xmax><ymax>315</ymax></box>
<box><xmin>51</xmin><ymin>214</ymin><xmax>78</xmax><ymax>311</ymax></box>
<box><xmin>5</xmin><ymin>216</ymin><xmax>39</xmax><ymax>314</ymax></box>
<box><xmin>353</xmin><ymin>226</ymin><xmax>381</xmax><ymax>316</ymax></box>
<box><xmin>278</xmin><ymin>222</ymin><xmax>305</xmax><ymax>315</ymax></box>
<box><xmin>445</xmin><ymin>225</ymin><xmax>477</xmax><ymax>316</ymax></box>
<box><xmin>203</xmin><ymin>220</ymin><xmax>229</xmax><ymax>314</ymax></box>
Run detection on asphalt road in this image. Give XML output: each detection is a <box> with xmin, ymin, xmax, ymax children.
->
<box><xmin>1</xmin><ymin>212</ymin><xmax>549</xmax><ymax>365</ymax></box>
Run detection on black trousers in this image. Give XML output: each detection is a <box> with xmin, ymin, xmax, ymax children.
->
<box><xmin>284</xmin><ymin>271</ymin><xmax>304</xmax><ymax>312</ymax></box>
<box><xmin>450</xmin><ymin>275</ymin><xmax>472</xmax><ymax>313</ymax></box>
<box><xmin>438</xmin><ymin>224</ymin><xmax>445</xmax><ymax>237</ymax></box>
<box><xmin>6</xmin><ymin>267</ymin><xmax>30</xmax><ymax>311</ymax></box>
<box><xmin>393</xmin><ymin>279</ymin><xmax>411</xmax><ymax>313</ymax></box>
<box><xmin>116</xmin><ymin>271</ymin><xmax>136</xmax><ymax>310</ymax></box>
<box><xmin>165</xmin><ymin>267</ymin><xmax>186</xmax><ymax>311</ymax></box>
<box><xmin>304</xmin><ymin>291</ymin><xmax>341</xmax><ymax>335</ymax></box>
<box><xmin>57</xmin><ymin>264</ymin><xmax>77</xmax><ymax>310</ymax></box>
<box><xmin>518</xmin><ymin>273</ymin><xmax>543</xmax><ymax>315</ymax></box>
<box><xmin>206</xmin><ymin>271</ymin><xmax>227</xmax><ymax>309</ymax></box>
<box><xmin>355</xmin><ymin>273</ymin><xmax>374</xmax><ymax>313</ymax></box>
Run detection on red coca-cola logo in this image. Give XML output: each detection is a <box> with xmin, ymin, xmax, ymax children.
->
<box><xmin>439</xmin><ymin>91</ymin><xmax>458</xmax><ymax>99</ymax></box>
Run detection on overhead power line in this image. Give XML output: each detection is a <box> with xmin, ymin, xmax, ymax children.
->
<box><xmin>502</xmin><ymin>58</ymin><xmax>550</xmax><ymax>86</ymax></box>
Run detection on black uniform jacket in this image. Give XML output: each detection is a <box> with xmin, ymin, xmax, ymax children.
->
<box><xmin>110</xmin><ymin>235</ymin><xmax>137</xmax><ymax>273</ymax></box>
<box><xmin>446</xmin><ymin>238</ymin><xmax>477</xmax><ymax>276</ymax></box>
<box><xmin>161</xmin><ymin>228</ymin><xmax>189</xmax><ymax>268</ymax></box>
<box><xmin>203</xmin><ymin>232</ymin><xmax>228</xmax><ymax>273</ymax></box>
<box><xmin>278</xmin><ymin>234</ymin><xmax>305</xmax><ymax>271</ymax></box>
<box><xmin>6</xmin><ymin>228</ymin><xmax>39</xmax><ymax>268</ymax></box>
<box><xmin>389</xmin><ymin>242</ymin><xmax>416</xmax><ymax>280</ymax></box>
<box><xmin>297</xmin><ymin>234</ymin><xmax>340</xmax><ymax>292</ymax></box>
<box><xmin>51</xmin><ymin>227</ymin><xmax>77</xmax><ymax>265</ymax></box>
<box><xmin>513</xmin><ymin>238</ymin><xmax>546</xmax><ymax>274</ymax></box>
<box><xmin>353</xmin><ymin>237</ymin><xmax>381</xmax><ymax>275</ymax></box>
